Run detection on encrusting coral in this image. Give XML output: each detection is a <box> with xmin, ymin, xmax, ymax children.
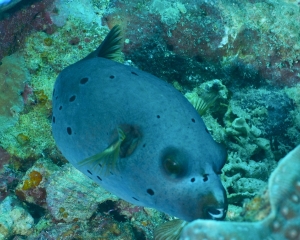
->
<box><xmin>180</xmin><ymin>145</ymin><xmax>300</xmax><ymax>239</ymax></box>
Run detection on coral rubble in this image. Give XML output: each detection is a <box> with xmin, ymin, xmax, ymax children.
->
<box><xmin>0</xmin><ymin>196</ymin><xmax>34</xmax><ymax>239</ymax></box>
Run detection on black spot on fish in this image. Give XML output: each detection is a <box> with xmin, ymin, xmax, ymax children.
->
<box><xmin>80</xmin><ymin>77</ymin><xmax>89</xmax><ymax>84</ymax></box>
<box><xmin>132</xmin><ymin>197</ymin><xmax>139</xmax><ymax>201</ymax></box>
<box><xmin>59</xmin><ymin>106</ymin><xmax>62</xmax><ymax>110</ymax></box>
<box><xmin>191</xmin><ymin>118</ymin><xmax>195</xmax><ymax>123</ymax></box>
<box><xmin>190</xmin><ymin>178</ymin><xmax>195</xmax><ymax>182</ymax></box>
<box><xmin>203</xmin><ymin>174</ymin><xmax>208</xmax><ymax>182</ymax></box>
<box><xmin>69</xmin><ymin>95</ymin><xmax>76</xmax><ymax>102</ymax></box>
<box><xmin>52</xmin><ymin>116</ymin><xmax>55</xmax><ymax>123</ymax></box>
<box><xmin>157</xmin><ymin>115</ymin><xmax>160</xmax><ymax>118</ymax></box>
<box><xmin>87</xmin><ymin>170</ymin><xmax>92</xmax><ymax>175</ymax></box>
<box><xmin>67</xmin><ymin>127</ymin><xmax>72</xmax><ymax>135</ymax></box>
<box><xmin>109</xmin><ymin>75</ymin><xmax>115</xmax><ymax>79</ymax></box>
<box><xmin>131</xmin><ymin>71</ymin><xmax>138</xmax><ymax>76</ymax></box>
<box><xmin>55</xmin><ymin>96</ymin><xmax>58</xmax><ymax>100</ymax></box>
<box><xmin>143</xmin><ymin>144</ymin><xmax>146</xmax><ymax>147</ymax></box>
<box><xmin>147</xmin><ymin>189</ymin><xmax>154</xmax><ymax>196</ymax></box>
<box><xmin>97</xmin><ymin>176</ymin><xmax>102</xmax><ymax>181</ymax></box>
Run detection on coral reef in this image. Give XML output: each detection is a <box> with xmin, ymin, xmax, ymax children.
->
<box><xmin>222</xmin><ymin>152</ymin><xmax>272</xmax><ymax>205</ymax></box>
<box><xmin>46</xmin><ymin>163</ymin><xmax>118</xmax><ymax>222</ymax></box>
<box><xmin>230</xmin><ymin>88</ymin><xmax>293</xmax><ymax>138</ymax></box>
<box><xmin>15</xmin><ymin>158</ymin><xmax>59</xmax><ymax>208</ymax></box>
<box><xmin>104</xmin><ymin>0</ymin><xmax>300</xmax><ymax>87</ymax></box>
<box><xmin>12</xmin><ymin>158</ymin><xmax>163</xmax><ymax>239</ymax></box>
<box><xmin>0</xmin><ymin>0</ymin><xmax>299</xmax><ymax>239</ymax></box>
<box><xmin>0</xmin><ymin>196</ymin><xmax>34</xmax><ymax>239</ymax></box>
<box><xmin>285</xmin><ymin>84</ymin><xmax>300</xmax><ymax>146</ymax></box>
<box><xmin>15</xmin><ymin>158</ymin><xmax>118</xmax><ymax>221</ymax></box>
<box><xmin>0</xmin><ymin>54</ymin><xmax>29</xmax><ymax>133</ymax></box>
<box><xmin>0</xmin><ymin>0</ymin><xmax>55</xmax><ymax>60</ymax></box>
<box><xmin>1</xmin><ymin>105</ymin><xmax>55</xmax><ymax>160</ymax></box>
<box><xmin>0</xmin><ymin>166</ymin><xmax>21</xmax><ymax>202</ymax></box>
<box><xmin>0</xmin><ymin>147</ymin><xmax>10</xmax><ymax>173</ymax></box>
<box><xmin>51</xmin><ymin>0</ymin><xmax>104</xmax><ymax>27</ymax></box>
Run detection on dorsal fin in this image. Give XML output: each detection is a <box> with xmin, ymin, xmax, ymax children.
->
<box><xmin>83</xmin><ymin>25</ymin><xmax>123</xmax><ymax>61</ymax></box>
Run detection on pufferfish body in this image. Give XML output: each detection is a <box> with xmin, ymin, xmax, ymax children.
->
<box><xmin>52</xmin><ymin>25</ymin><xmax>227</xmax><ymax>222</ymax></box>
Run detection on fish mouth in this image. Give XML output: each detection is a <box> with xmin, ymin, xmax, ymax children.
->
<box><xmin>206</xmin><ymin>207</ymin><xmax>227</xmax><ymax>220</ymax></box>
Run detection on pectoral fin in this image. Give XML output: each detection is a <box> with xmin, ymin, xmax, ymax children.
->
<box><xmin>78</xmin><ymin>127</ymin><xmax>126</xmax><ymax>174</ymax></box>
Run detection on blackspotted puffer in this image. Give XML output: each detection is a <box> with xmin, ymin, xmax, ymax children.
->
<box><xmin>52</xmin><ymin>25</ymin><xmax>228</xmax><ymax>223</ymax></box>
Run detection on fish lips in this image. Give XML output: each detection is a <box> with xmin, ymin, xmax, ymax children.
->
<box><xmin>189</xmin><ymin>178</ymin><xmax>227</xmax><ymax>221</ymax></box>
<box><xmin>201</xmin><ymin>184</ymin><xmax>228</xmax><ymax>221</ymax></box>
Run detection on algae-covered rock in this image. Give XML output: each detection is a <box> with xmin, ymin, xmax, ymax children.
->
<box><xmin>285</xmin><ymin>84</ymin><xmax>300</xmax><ymax>146</ymax></box>
<box><xmin>231</xmin><ymin>88</ymin><xmax>293</xmax><ymax>137</ymax></box>
<box><xmin>0</xmin><ymin>196</ymin><xmax>34</xmax><ymax>239</ymax></box>
<box><xmin>150</xmin><ymin>0</ymin><xmax>184</xmax><ymax>27</ymax></box>
<box><xmin>222</xmin><ymin>152</ymin><xmax>272</xmax><ymax>205</ymax></box>
<box><xmin>227</xmin><ymin>87</ymin><xmax>293</xmax><ymax>161</ymax></box>
<box><xmin>226</xmin><ymin>117</ymin><xmax>250</xmax><ymax>136</ymax></box>
<box><xmin>234</xmin><ymin>178</ymin><xmax>266</xmax><ymax>195</ymax></box>
<box><xmin>15</xmin><ymin>158</ymin><xmax>60</xmax><ymax>208</ymax></box>
<box><xmin>0</xmin><ymin>54</ymin><xmax>29</xmax><ymax>133</ymax></box>
<box><xmin>46</xmin><ymin>164</ymin><xmax>118</xmax><ymax>222</ymax></box>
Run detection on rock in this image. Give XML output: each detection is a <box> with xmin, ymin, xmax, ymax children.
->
<box><xmin>46</xmin><ymin>163</ymin><xmax>118</xmax><ymax>222</ymax></box>
<box><xmin>0</xmin><ymin>196</ymin><xmax>34</xmax><ymax>239</ymax></box>
<box><xmin>15</xmin><ymin>158</ymin><xmax>60</xmax><ymax>208</ymax></box>
<box><xmin>0</xmin><ymin>54</ymin><xmax>29</xmax><ymax>133</ymax></box>
<box><xmin>226</xmin><ymin>117</ymin><xmax>250</xmax><ymax>136</ymax></box>
<box><xmin>103</xmin><ymin>0</ymin><xmax>300</xmax><ymax>88</ymax></box>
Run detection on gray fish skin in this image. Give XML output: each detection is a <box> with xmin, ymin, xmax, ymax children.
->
<box><xmin>0</xmin><ymin>0</ymin><xmax>21</xmax><ymax>12</ymax></box>
<box><xmin>52</xmin><ymin>56</ymin><xmax>227</xmax><ymax>222</ymax></box>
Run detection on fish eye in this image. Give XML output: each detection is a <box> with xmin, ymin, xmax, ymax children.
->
<box><xmin>161</xmin><ymin>147</ymin><xmax>187</xmax><ymax>179</ymax></box>
<box><xmin>164</xmin><ymin>157</ymin><xmax>182</xmax><ymax>176</ymax></box>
